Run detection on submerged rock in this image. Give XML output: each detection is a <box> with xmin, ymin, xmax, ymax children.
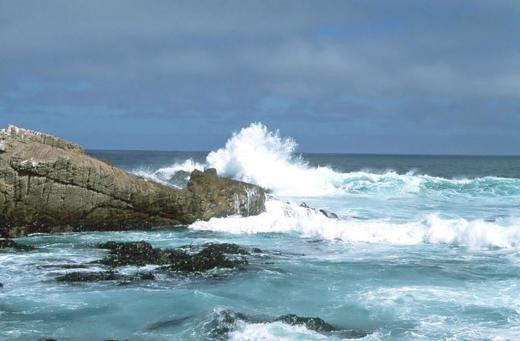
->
<box><xmin>145</xmin><ymin>316</ymin><xmax>193</xmax><ymax>331</ymax></box>
<box><xmin>0</xmin><ymin>125</ymin><xmax>265</xmax><ymax>237</ymax></box>
<box><xmin>0</xmin><ymin>238</ymin><xmax>36</xmax><ymax>251</ymax></box>
<box><xmin>277</xmin><ymin>314</ymin><xmax>337</xmax><ymax>332</ymax></box>
<box><xmin>98</xmin><ymin>241</ymin><xmax>248</xmax><ymax>272</ymax></box>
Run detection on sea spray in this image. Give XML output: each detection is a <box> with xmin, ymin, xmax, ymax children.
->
<box><xmin>190</xmin><ymin>198</ymin><xmax>520</xmax><ymax>249</ymax></box>
<box><xmin>134</xmin><ymin>123</ymin><xmax>520</xmax><ymax>198</ymax></box>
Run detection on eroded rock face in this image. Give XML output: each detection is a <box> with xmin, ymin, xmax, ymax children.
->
<box><xmin>0</xmin><ymin>125</ymin><xmax>265</xmax><ymax>236</ymax></box>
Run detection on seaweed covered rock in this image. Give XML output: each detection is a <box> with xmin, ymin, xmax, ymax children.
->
<box><xmin>0</xmin><ymin>125</ymin><xmax>265</xmax><ymax>236</ymax></box>
<box><xmin>98</xmin><ymin>241</ymin><xmax>248</xmax><ymax>272</ymax></box>
<box><xmin>56</xmin><ymin>271</ymin><xmax>155</xmax><ymax>282</ymax></box>
<box><xmin>277</xmin><ymin>314</ymin><xmax>337</xmax><ymax>332</ymax></box>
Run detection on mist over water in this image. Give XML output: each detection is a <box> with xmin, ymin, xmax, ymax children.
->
<box><xmin>2</xmin><ymin>123</ymin><xmax>520</xmax><ymax>340</ymax></box>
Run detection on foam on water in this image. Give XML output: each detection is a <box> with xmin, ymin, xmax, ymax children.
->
<box><xmin>228</xmin><ymin>320</ymin><xmax>335</xmax><ymax>341</ymax></box>
<box><xmin>135</xmin><ymin>123</ymin><xmax>520</xmax><ymax>198</ymax></box>
<box><xmin>133</xmin><ymin>159</ymin><xmax>205</xmax><ymax>186</ymax></box>
<box><xmin>191</xmin><ymin>199</ymin><xmax>520</xmax><ymax>249</ymax></box>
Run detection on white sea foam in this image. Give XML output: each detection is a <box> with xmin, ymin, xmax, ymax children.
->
<box><xmin>191</xmin><ymin>199</ymin><xmax>520</xmax><ymax>249</ymax></box>
<box><xmin>133</xmin><ymin>159</ymin><xmax>204</xmax><ymax>186</ymax></box>
<box><xmin>228</xmin><ymin>320</ymin><xmax>333</xmax><ymax>341</ymax></box>
<box><xmin>134</xmin><ymin>122</ymin><xmax>520</xmax><ymax>197</ymax></box>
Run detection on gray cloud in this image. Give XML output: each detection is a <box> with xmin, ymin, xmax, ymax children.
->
<box><xmin>0</xmin><ymin>0</ymin><xmax>519</xmax><ymax>153</ymax></box>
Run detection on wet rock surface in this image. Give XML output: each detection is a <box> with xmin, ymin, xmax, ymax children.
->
<box><xmin>206</xmin><ymin>309</ymin><xmax>371</xmax><ymax>339</ymax></box>
<box><xmin>54</xmin><ymin>241</ymin><xmax>253</xmax><ymax>283</ymax></box>
<box><xmin>277</xmin><ymin>314</ymin><xmax>336</xmax><ymax>332</ymax></box>
<box><xmin>0</xmin><ymin>125</ymin><xmax>265</xmax><ymax>237</ymax></box>
<box><xmin>0</xmin><ymin>238</ymin><xmax>36</xmax><ymax>251</ymax></box>
<box><xmin>97</xmin><ymin>241</ymin><xmax>249</xmax><ymax>272</ymax></box>
<box><xmin>300</xmin><ymin>202</ymin><xmax>339</xmax><ymax>219</ymax></box>
<box><xmin>56</xmin><ymin>271</ymin><xmax>155</xmax><ymax>283</ymax></box>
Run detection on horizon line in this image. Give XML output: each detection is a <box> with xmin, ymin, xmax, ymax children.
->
<box><xmin>86</xmin><ymin>148</ymin><xmax>520</xmax><ymax>158</ymax></box>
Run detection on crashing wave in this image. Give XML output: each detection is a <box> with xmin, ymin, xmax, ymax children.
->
<box><xmin>190</xmin><ymin>199</ymin><xmax>520</xmax><ymax>249</ymax></box>
<box><xmin>133</xmin><ymin>123</ymin><xmax>520</xmax><ymax>198</ymax></box>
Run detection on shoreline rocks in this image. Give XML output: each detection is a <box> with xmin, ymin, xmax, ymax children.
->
<box><xmin>0</xmin><ymin>125</ymin><xmax>265</xmax><ymax>236</ymax></box>
<box><xmin>55</xmin><ymin>241</ymin><xmax>251</xmax><ymax>283</ymax></box>
<box><xmin>97</xmin><ymin>241</ymin><xmax>249</xmax><ymax>272</ymax></box>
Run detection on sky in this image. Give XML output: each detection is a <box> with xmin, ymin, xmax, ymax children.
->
<box><xmin>1</xmin><ymin>0</ymin><xmax>519</xmax><ymax>155</ymax></box>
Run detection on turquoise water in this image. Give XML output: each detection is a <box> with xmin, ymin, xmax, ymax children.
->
<box><xmin>2</xmin><ymin>124</ymin><xmax>520</xmax><ymax>340</ymax></box>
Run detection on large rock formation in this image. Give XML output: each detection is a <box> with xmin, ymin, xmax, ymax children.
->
<box><xmin>0</xmin><ymin>125</ymin><xmax>265</xmax><ymax>236</ymax></box>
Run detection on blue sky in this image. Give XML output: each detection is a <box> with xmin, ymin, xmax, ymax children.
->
<box><xmin>1</xmin><ymin>0</ymin><xmax>519</xmax><ymax>154</ymax></box>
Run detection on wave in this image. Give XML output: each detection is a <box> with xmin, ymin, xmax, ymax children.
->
<box><xmin>190</xmin><ymin>199</ymin><xmax>520</xmax><ymax>249</ymax></box>
<box><xmin>132</xmin><ymin>159</ymin><xmax>205</xmax><ymax>187</ymax></box>
<box><xmin>133</xmin><ymin>123</ymin><xmax>520</xmax><ymax>198</ymax></box>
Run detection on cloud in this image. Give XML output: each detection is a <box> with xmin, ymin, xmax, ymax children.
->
<box><xmin>0</xmin><ymin>0</ymin><xmax>519</xmax><ymax>153</ymax></box>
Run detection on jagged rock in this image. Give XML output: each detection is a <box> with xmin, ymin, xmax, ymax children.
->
<box><xmin>0</xmin><ymin>125</ymin><xmax>265</xmax><ymax>236</ymax></box>
<box><xmin>0</xmin><ymin>238</ymin><xmax>36</xmax><ymax>251</ymax></box>
<box><xmin>97</xmin><ymin>241</ymin><xmax>248</xmax><ymax>272</ymax></box>
<box><xmin>277</xmin><ymin>314</ymin><xmax>337</xmax><ymax>332</ymax></box>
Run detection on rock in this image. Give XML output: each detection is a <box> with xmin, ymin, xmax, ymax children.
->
<box><xmin>164</xmin><ymin>245</ymin><xmax>247</xmax><ymax>272</ymax></box>
<box><xmin>0</xmin><ymin>282</ymin><xmax>3</xmax><ymax>288</ymax></box>
<box><xmin>98</xmin><ymin>241</ymin><xmax>187</xmax><ymax>267</ymax></box>
<box><xmin>56</xmin><ymin>271</ymin><xmax>124</xmax><ymax>282</ymax></box>
<box><xmin>169</xmin><ymin>170</ymin><xmax>191</xmax><ymax>188</ymax></box>
<box><xmin>300</xmin><ymin>202</ymin><xmax>339</xmax><ymax>219</ymax></box>
<box><xmin>0</xmin><ymin>238</ymin><xmax>36</xmax><ymax>251</ymax></box>
<box><xmin>319</xmin><ymin>209</ymin><xmax>339</xmax><ymax>219</ymax></box>
<box><xmin>145</xmin><ymin>316</ymin><xmax>193</xmax><ymax>331</ymax></box>
<box><xmin>97</xmin><ymin>241</ymin><xmax>248</xmax><ymax>272</ymax></box>
<box><xmin>0</xmin><ymin>125</ymin><xmax>265</xmax><ymax>236</ymax></box>
<box><xmin>277</xmin><ymin>314</ymin><xmax>337</xmax><ymax>332</ymax></box>
<box><xmin>56</xmin><ymin>270</ymin><xmax>155</xmax><ymax>282</ymax></box>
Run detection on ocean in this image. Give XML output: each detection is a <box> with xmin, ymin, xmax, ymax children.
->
<box><xmin>1</xmin><ymin>123</ymin><xmax>520</xmax><ymax>340</ymax></box>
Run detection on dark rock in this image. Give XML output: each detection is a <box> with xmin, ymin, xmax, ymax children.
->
<box><xmin>277</xmin><ymin>314</ymin><xmax>337</xmax><ymax>332</ymax></box>
<box><xmin>0</xmin><ymin>238</ymin><xmax>36</xmax><ymax>251</ymax></box>
<box><xmin>145</xmin><ymin>316</ymin><xmax>193</xmax><ymax>331</ymax></box>
<box><xmin>164</xmin><ymin>245</ymin><xmax>247</xmax><ymax>273</ymax></box>
<box><xmin>199</xmin><ymin>242</ymin><xmax>250</xmax><ymax>255</ymax></box>
<box><xmin>56</xmin><ymin>271</ymin><xmax>124</xmax><ymax>282</ymax></box>
<box><xmin>206</xmin><ymin>310</ymin><xmax>250</xmax><ymax>337</ymax></box>
<box><xmin>299</xmin><ymin>201</ymin><xmax>339</xmax><ymax>219</ymax></box>
<box><xmin>98</xmin><ymin>241</ymin><xmax>181</xmax><ymax>267</ymax></box>
<box><xmin>0</xmin><ymin>283</ymin><xmax>3</xmax><ymax>288</ymax></box>
<box><xmin>319</xmin><ymin>209</ymin><xmax>339</xmax><ymax>219</ymax></box>
<box><xmin>56</xmin><ymin>270</ymin><xmax>155</xmax><ymax>283</ymax></box>
<box><xmin>0</xmin><ymin>125</ymin><xmax>265</xmax><ymax>236</ymax></box>
<box><xmin>98</xmin><ymin>241</ymin><xmax>248</xmax><ymax>272</ymax></box>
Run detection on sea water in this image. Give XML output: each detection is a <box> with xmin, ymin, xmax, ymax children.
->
<box><xmin>1</xmin><ymin>123</ymin><xmax>520</xmax><ymax>340</ymax></box>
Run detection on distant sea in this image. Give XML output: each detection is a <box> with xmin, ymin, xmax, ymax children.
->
<box><xmin>2</xmin><ymin>123</ymin><xmax>520</xmax><ymax>340</ymax></box>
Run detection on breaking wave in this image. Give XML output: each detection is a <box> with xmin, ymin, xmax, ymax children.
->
<box><xmin>134</xmin><ymin>123</ymin><xmax>520</xmax><ymax>197</ymax></box>
<box><xmin>191</xmin><ymin>199</ymin><xmax>520</xmax><ymax>249</ymax></box>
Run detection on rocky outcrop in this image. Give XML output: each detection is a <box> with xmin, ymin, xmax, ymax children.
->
<box><xmin>0</xmin><ymin>125</ymin><xmax>265</xmax><ymax>236</ymax></box>
<box><xmin>97</xmin><ymin>241</ymin><xmax>249</xmax><ymax>272</ymax></box>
